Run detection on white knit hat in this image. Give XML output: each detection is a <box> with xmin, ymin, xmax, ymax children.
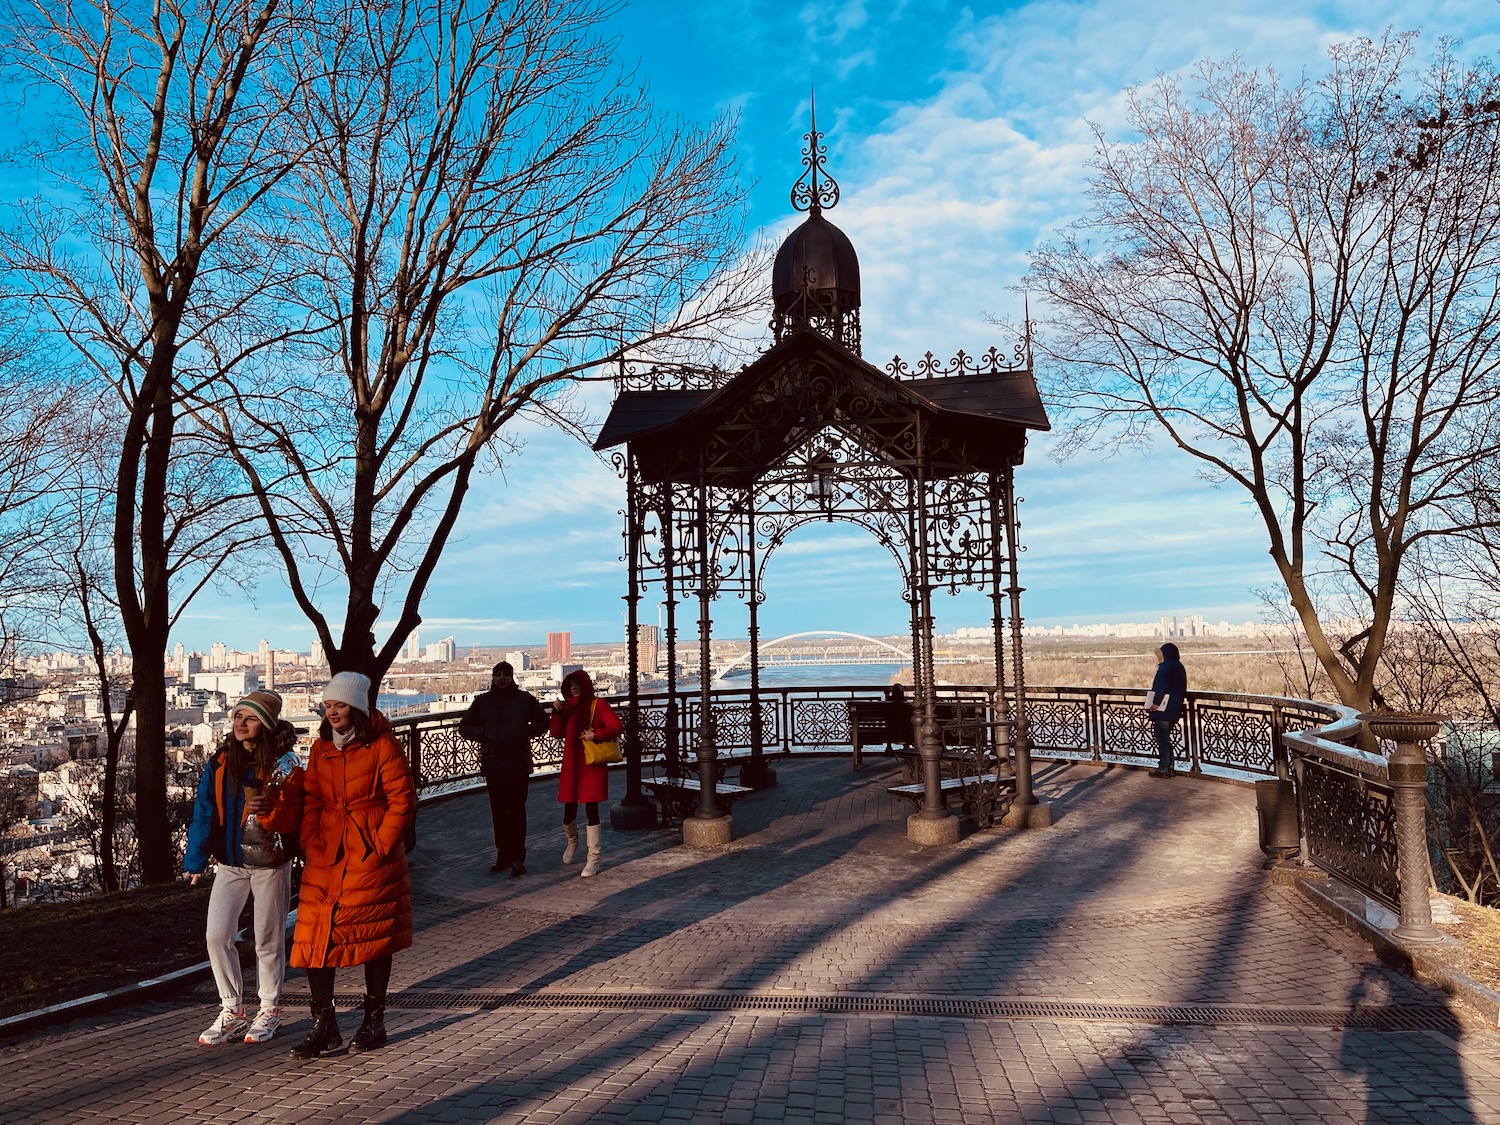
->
<box><xmin>323</xmin><ymin>671</ymin><xmax>373</xmax><ymax>710</ymax></box>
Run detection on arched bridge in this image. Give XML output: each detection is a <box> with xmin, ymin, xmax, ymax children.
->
<box><xmin>712</xmin><ymin>630</ymin><xmax>914</xmax><ymax>682</ymax></box>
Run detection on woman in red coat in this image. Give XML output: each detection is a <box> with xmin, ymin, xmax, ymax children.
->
<box><xmin>550</xmin><ymin>668</ymin><xmax>621</xmax><ymax>877</ymax></box>
<box><xmin>288</xmin><ymin>671</ymin><xmax>415</xmax><ymax>1060</ymax></box>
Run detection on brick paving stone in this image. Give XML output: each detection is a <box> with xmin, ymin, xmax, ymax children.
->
<box><xmin>5</xmin><ymin>759</ymin><xmax>1500</xmax><ymax>1124</ymax></box>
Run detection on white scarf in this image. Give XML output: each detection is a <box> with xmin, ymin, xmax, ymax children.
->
<box><xmin>331</xmin><ymin>726</ymin><xmax>356</xmax><ymax>750</ymax></box>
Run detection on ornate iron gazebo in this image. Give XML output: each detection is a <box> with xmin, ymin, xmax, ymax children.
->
<box><xmin>598</xmin><ymin>111</ymin><xmax>1050</xmax><ymax>845</ymax></box>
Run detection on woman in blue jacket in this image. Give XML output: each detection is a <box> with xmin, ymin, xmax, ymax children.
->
<box><xmin>184</xmin><ymin>689</ymin><xmax>305</xmax><ymax>1046</ymax></box>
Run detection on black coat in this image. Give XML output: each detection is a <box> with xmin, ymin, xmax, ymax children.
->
<box><xmin>458</xmin><ymin>687</ymin><xmax>549</xmax><ymax>779</ymax></box>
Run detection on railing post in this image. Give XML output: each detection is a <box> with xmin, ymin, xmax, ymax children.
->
<box><xmin>1089</xmin><ymin>688</ymin><xmax>1103</xmax><ymax>761</ymax></box>
<box><xmin>1360</xmin><ymin>713</ymin><xmax>1443</xmax><ymax>943</ymax></box>
<box><xmin>781</xmin><ymin>689</ymin><xmax>793</xmax><ymax>754</ymax></box>
<box><xmin>404</xmin><ymin>720</ymin><xmax>421</xmax><ymax>853</ymax></box>
<box><xmin>1290</xmin><ymin>749</ymin><xmax>1311</xmax><ymax>867</ymax></box>
<box><xmin>1186</xmin><ymin>697</ymin><xmax>1202</xmax><ymax>777</ymax></box>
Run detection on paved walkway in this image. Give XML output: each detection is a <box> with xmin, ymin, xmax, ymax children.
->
<box><xmin>6</xmin><ymin>756</ymin><xmax>1500</xmax><ymax>1124</ymax></box>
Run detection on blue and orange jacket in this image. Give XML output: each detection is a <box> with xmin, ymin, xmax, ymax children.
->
<box><xmin>184</xmin><ymin>747</ymin><xmax>306</xmax><ymax>873</ymax></box>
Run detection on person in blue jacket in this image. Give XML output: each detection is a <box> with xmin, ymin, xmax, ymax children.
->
<box><xmin>185</xmin><ymin>689</ymin><xmax>305</xmax><ymax>1046</ymax></box>
<box><xmin>1145</xmin><ymin>643</ymin><xmax>1188</xmax><ymax>778</ymax></box>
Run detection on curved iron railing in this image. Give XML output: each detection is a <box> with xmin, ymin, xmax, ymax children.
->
<box><xmin>390</xmin><ymin>684</ymin><xmax>1400</xmax><ymax>913</ymax></box>
<box><xmin>388</xmin><ymin>684</ymin><xmax>1347</xmax><ymax>791</ymax></box>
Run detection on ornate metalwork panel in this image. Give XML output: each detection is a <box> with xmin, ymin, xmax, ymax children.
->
<box><xmin>1100</xmin><ymin>700</ymin><xmax>1170</xmax><ymax>762</ymax></box>
<box><xmin>617</xmin><ymin>362</ymin><xmax>733</xmax><ymax>393</ymax></box>
<box><xmin>676</xmin><ymin>697</ymin><xmax>783</xmax><ymax>753</ymax></box>
<box><xmin>1301</xmin><ymin>758</ymin><xmax>1400</xmax><ymax>908</ymax></box>
<box><xmin>1023</xmin><ymin>697</ymin><xmax>1090</xmax><ymax>757</ymax></box>
<box><xmin>791</xmin><ymin>697</ymin><xmax>855</xmax><ymax>748</ymax></box>
<box><xmin>885</xmin><ymin>346</ymin><xmax>1031</xmax><ymax>381</ymax></box>
<box><xmin>1195</xmin><ymin>703</ymin><xmax>1275</xmax><ymax>775</ymax></box>
<box><xmin>388</xmin><ymin>715</ymin><xmax>477</xmax><ymax>785</ymax></box>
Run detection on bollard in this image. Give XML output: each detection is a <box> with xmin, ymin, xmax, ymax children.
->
<box><xmin>1359</xmin><ymin>713</ymin><xmax>1443</xmax><ymax>944</ymax></box>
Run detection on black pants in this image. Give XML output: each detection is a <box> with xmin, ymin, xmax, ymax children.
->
<box><xmin>485</xmin><ymin>774</ymin><xmax>529</xmax><ymax>862</ymax></box>
<box><xmin>306</xmin><ymin>956</ymin><xmax>390</xmax><ymax>1004</ymax></box>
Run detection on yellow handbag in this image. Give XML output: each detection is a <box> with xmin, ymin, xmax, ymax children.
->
<box><xmin>582</xmin><ymin>700</ymin><xmax>623</xmax><ymax>766</ymax></box>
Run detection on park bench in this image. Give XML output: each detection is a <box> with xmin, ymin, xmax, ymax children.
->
<box><xmin>848</xmin><ymin>699</ymin><xmax>913</xmax><ymax>769</ymax></box>
<box><xmin>643</xmin><ymin>775</ymin><xmax>754</xmax><ymax>826</ymax></box>
<box><xmin>849</xmin><ymin>699</ymin><xmax>992</xmax><ymax>779</ymax></box>
<box><xmin>886</xmin><ymin>770</ymin><xmax>1016</xmax><ymax>828</ymax></box>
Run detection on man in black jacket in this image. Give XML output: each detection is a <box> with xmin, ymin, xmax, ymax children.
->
<box><xmin>459</xmin><ymin>662</ymin><xmax>549</xmax><ymax>876</ymax></box>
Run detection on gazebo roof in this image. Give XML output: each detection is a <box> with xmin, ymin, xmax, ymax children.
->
<box><xmin>596</xmin><ymin>329</ymin><xmax>1048</xmax><ymax>486</ymax></box>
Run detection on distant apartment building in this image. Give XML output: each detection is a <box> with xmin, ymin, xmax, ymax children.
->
<box><xmin>192</xmin><ymin>670</ymin><xmax>261</xmax><ymax>699</ymax></box>
<box><xmin>405</xmin><ymin>630</ymin><xmax>422</xmax><ymax>662</ymax></box>
<box><xmin>506</xmin><ymin>650</ymin><xmax>531</xmax><ymax>671</ymax></box>
<box><xmin>547</xmin><ymin>632</ymin><xmax>572</xmax><ymax>663</ymax></box>
<box><xmin>424</xmin><ymin>637</ymin><xmax>457</xmax><ymax>664</ymax></box>
<box><xmin>635</xmin><ymin>625</ymin><xmax>661</xmax><ymax>673</ymax></box>
<box><xmin>209</xmin><ymin>642</ymin><xmax>228</xmax><ymax>670</ymax></box>
<box><xmin>309</xmin><ymin>639</ymin><xmax>325</xmax><ymax>667</ymax></box>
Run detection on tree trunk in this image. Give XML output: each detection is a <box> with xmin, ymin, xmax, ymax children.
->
<box><xmin>99</xmin><ymin>719</ymin><xmax>124</xmax><ymax>893</ymax></box>
<box><xmin>117</xmin><ymin>359</ymin><xmax>179</xmax><ymax>885</ymax></box>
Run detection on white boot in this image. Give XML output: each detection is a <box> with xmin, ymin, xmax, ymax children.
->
<box><xmin>562</xmin><ymin>822</ymin><xmax>579</xmax><ymax>864</ymax></box>
<box><xmin>580</xmin><ymin>824</ymin><xmax>602</xmax><ymax>877</ymax></box>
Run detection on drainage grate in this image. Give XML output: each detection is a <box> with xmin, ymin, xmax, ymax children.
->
<box><xmin>272</xmin><ymin>989</ymin><xmax>1461</xmax><ymax>1032</ymax></box>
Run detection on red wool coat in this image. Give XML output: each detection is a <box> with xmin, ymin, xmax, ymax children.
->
<box><xmin>551</xmin><ymin>672</ymin><xmax>621</xmax><ymax>805</ymax></box>
<box><xmin>291</xmin><ymin>714</ymin><xmax>415</xmax><ymax>969</ymax></box>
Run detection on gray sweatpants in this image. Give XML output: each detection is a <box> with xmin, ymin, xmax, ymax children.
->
<box><xmin>205</xmin><ymin>863</ymin><xmax>292</xmax><ymax>1011</ymax></box>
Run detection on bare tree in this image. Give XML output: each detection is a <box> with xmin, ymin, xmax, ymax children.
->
<box><xmin>194</xmin><ymin>0</ymin><xmax>761</xmax><ymax>694</ymax></box>
<box><xmin>0</xmin><ymin>0</ymin><xmax>307</xmax><ymax>881</ymax></box>
<box><xmin>1028</xmin><ymin>33</ymin><xmax>1500</xmax><ymax>713</ymax></box>
<box><xmin>0</xmin><ymin>319</ymin><xmax>75</xmax><ymax>667</ymax></box>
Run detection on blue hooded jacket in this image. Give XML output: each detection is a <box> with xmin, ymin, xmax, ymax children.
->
<box><xmin>1149</xmin><ymin>642</ymin><xmax>1188</xmax><ymax>723</ymax></box>
<box><xmin>184</xmin><ymin>747</ymin><xmax>303</xmax><ymax>873</ymax></box>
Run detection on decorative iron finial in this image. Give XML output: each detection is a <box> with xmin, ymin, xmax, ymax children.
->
<box><xmin>790</xmin><ymin>89</ymin><xmax>840</xmax><ymax>215</ymax></box>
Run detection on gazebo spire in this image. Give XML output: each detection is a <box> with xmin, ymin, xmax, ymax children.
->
<box><xmin>774</xmin><ymin>91</ymin><xmax>861</xmax><ymax>352</ymax></box>
<box><xmin>790</xmin><ymin>89</ymin><xmax>840</xmax><ymax>216</ymax></box>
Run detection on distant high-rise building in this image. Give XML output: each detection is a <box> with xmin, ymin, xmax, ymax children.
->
<box><xmin>423</xmin><ymin>636</ymin><xmax>456</xmax><ymax>664</ymax></box>
<box><xmin>209</xmin><ymin>642</ymin><xmax>228</xmax><ymax>670</ymax></box>
<box><xmin>635</xmin><ymin>625</ymin><xmax>660</xmax><ymax>673</ymax></box>
<box><xmin>309</xmin><ymin>639</ymin><xmax>325</xmax><ymax>666</ymax></box>
<box><xmin>172</xmin><ymin>642</ymin><xmax>185</xmax><ymax>668</ymax></box>
<box><xmin>506</xmin><ymin>650</ymin><xmax>531</xmax><ymax>671</ymax></box>
<box><xmin>547</xmin><ymin>632</ymin><xmax>571</xmax><ymax>663</ymax></box>
<box><xmin>405</xmin><ymin>630</ymin><xmax>421</xmax><ymax>662</ymax></box>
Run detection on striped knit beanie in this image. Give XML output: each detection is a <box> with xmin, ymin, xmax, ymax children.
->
<box><xmin>233</xmin><ymin>688</ymin><xmax>284</xmax><ymax>728</ymax></box>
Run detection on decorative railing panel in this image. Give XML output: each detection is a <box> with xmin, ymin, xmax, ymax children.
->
<box><xmin>1297</xmin><ymin>755</ymin><xmax>1399</xmax><ymax>907</ymax></box>
<box><xmin>393</xmin><ymin>685</ymin><xmax>1347</xmax><ymax>791</ymax></box>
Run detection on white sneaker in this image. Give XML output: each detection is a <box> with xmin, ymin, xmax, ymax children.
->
<box><xmin>244</xmin><ymin>1006</ymin><xmax>283</xmax><ymax>1043</ymax></box>
<box><xmin>198</xmin><ymin>1006</ymin><xmax>247</xmax><ymax>1045</ymax></box>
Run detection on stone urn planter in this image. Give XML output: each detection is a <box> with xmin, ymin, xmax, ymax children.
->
<box><xmin>1356</xmin><ymin>712</ymin><xmax>1443</xmax><ymax>745</ymax></box>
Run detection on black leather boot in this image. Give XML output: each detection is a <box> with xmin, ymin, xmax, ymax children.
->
<box><xmin>348</xmin><ymin>995</ymin><xmax>387</xmax><ymax>1054</ymax></box>
<box><xmin>288</xmin><ymin>1002</ymin><xmax>342</xmax><ymax>1060</ymax></box>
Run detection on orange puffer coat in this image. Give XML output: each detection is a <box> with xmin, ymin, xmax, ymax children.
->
<box><xmin>290</xmin><ymin>713</ymin><xmax>416</xmax><ymax>969</ymax></box>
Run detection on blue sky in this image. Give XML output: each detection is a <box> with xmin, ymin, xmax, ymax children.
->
<box><xmin>177</xmin><ymin>0</ymin><xmax>1500</xmax><ymax>654</ymax></box>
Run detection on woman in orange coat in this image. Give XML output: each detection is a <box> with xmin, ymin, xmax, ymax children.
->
<box><xmin>288</xmin><ymin>671</ymin><xmax>415</xmax><ymax>1060</ymax></box>
<box><xmin>550</xmin><ymin>668</ymin><xmax>621</xmax><ymax>877</ymax></box>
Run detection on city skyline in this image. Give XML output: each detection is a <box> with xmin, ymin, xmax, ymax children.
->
<box><xmin>161</xmin><ymin>0</ymin><xmax>1500</xmax><ymax>654</ymax></box>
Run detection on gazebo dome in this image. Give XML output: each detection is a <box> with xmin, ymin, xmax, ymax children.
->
<box><xmin>771</xmin><ymin>212</ymin><xmax>861</xmax><ymax>310</ymax></box>
<box><xmin>771</xmin><ymin>103</ymin><xmax>863</xmax><ymax>354</ymax></box>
